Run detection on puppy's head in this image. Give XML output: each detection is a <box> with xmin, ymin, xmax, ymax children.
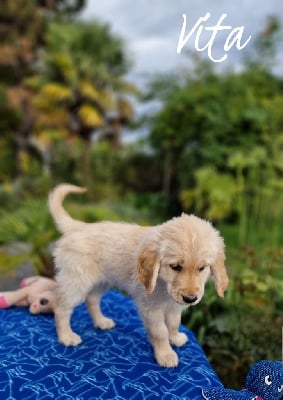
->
<box><xmin>137</xmin><ymin>214</ymin><xmax>228</xmax><ymax>306</ymax></box>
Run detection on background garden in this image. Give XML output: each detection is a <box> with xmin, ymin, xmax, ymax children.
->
<box><xmin>0</xmin><ymin>0</ymin><xmax>282</xmax><ymax>389</ymax></box>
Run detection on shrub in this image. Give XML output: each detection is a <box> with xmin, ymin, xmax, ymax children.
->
<box><xmin>182</xmin><ymin>229</ymin><xmax>283</xmax><ymax>389</ymax></box>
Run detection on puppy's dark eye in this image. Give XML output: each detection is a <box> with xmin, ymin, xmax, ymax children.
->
<box><xmin>170</xmin><ymin>264</ymin><xmax>182</xmax><ymax>272</ymax></box>
<box><xmin>40</xmin><ymin>298</ymin><xmax>49</xmax><ymax>306</ymax></box>
<box><xmin>199</xmin><ymin>266</ymin><xmax>206</xmax><ymax>272</ymax></box>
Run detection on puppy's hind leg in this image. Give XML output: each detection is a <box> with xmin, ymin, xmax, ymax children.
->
<box><xmin>53</xmin><ymin>250</ymin><xmax>96</xmax><ymax>346</ymax></box>
<box><xmin>54</xmin><ymin>268</ymin><xmax>92</xmax><ymax>346</ymax></box>
<box><xmin>86</xmin><ymin>285</ymin><xmax>115</xmax><ymax>330</ymax></box>
<box><xmin>55</xmin><ymin>304</ymin><xmax>82</xmax><ymax>346</ymax></box>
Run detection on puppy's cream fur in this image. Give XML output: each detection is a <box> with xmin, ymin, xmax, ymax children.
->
<box><xmin>49</xmin><ymin>184</ymin><xmax>228</xmax><ymax>367</ymax></box>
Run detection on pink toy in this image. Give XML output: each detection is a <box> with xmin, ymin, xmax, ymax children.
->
<box><xmin>0</xmin><ymin>276</ymin><xmax>57</xmax><ymax>314</ymax></box>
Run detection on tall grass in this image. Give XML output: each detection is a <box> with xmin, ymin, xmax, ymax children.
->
<box><xmin>236</xmin><ymin>169</ymin><xmax>283</xmax><ymax>248</ymax></box>
<box><xmin>224</xmin><ymin>143</ymin><xmax>283</xmax><ymax>248</ymax></box>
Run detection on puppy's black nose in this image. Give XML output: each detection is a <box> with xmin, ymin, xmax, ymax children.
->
<box><xmin>182</xmin><ymin>295</ymin><xmax>198</xmax><ymax>304</ymax></box>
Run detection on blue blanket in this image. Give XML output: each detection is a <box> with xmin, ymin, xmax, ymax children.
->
<box><xmin>0</xmin><ymin>290</ymin><xmax>222</xmax><ymax>399</ymax></box>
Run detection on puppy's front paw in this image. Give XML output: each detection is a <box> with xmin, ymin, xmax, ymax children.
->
<box><xmin>59</xmin><ymin>332</ymin><xmax>82</xmax><ymax>346</ymax></box>
<box><xmin>155</xmin><ymin>348</ymin><xmax>179</xmax><ymax>368</ymax></box>
<box><xmin>170</xmin><ymin>332</ymin><xmax>188</xmax><ymax>347</ymax></box>
<box><xmin>95</xmin><ymin>316</ymin><xmax>116</xmax><ymax>330</ymax></box>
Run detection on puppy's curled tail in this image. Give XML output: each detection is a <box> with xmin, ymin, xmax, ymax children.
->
<box><xmin>48</xmin><ymin>184</ymin><xmax>87</xmax><ymax>233</ymax></box>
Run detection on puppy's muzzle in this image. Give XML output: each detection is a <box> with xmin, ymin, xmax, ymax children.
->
<box><xmin>182</xmin><ymin>294</ymin><xmax>198</xmax><ymax>304</ymax></box>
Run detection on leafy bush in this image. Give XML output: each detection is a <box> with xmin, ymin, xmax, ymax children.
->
<box><xmin>148</xmin><ymin>66</ymin><xmax>283</xmax><ymax>222</ymax></box>
<box><xmin>0</xmin><ymin>198</ymin><xmax>57</xmax><ymax>277</ymax></box>
<box><xmin>182</xmin><ymin>227</ymin><xmax>283</xmax><ymax>389</ymax></box>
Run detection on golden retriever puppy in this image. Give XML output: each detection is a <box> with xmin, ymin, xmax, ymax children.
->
<box><xmin>49</xmin><ymin>184</ymin><xmax>228</xmax><ymax>368</ymax></box>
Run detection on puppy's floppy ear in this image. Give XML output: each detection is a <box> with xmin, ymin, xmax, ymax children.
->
<box><xmin>137</xmin><ymin>239</ymin><xmax>160</xmax><ymax>295</ymax></box>
<box><xmin>211</xmin><ymin>251</ymin><xmax>229</xmax><ymax>298</ymax></box>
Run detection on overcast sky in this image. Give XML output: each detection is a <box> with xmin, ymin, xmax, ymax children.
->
<box><xmin>80</xmin><ymin>0</ymin><xmax>283</xmax><ymax>83</ymax></box>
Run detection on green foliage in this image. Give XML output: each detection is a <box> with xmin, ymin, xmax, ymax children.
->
<box><xmin>0</xmin><ymin>198</ymin><xmax>57</xmax><ymax>276</ymax></box>
<box><xmin>0</xmin><ymin>251</ymin><xmax>31</xmax><ymax>276</ymax></box>
<box><xmin>182</xmin><ymin>226</ymin><xmax>283</xmax><ymax>389</ymax></box>
<box><xmin>88</xmin><ymin>142</ymin><xmax>122</xmax><ymax>200</ymax></box>
<box><xmin>67</xmin><ymin>201</ymin><xmax>152</xmax><ymax>226</ymax></box>
<box><xmin>0</xmin><ymin>200</ymin><xmax>53</xmax><ymax>245</ymax></box>
<box><xmin>181</xmin><ymin>166</ymin><xmax>238</xmax><ymax>220</ymax></box>
<box><xmin>148</xmin><ymin>64</ymin><xmax>283</xmax><ymax>222</ymax></box>
<box><xmin>0</xmin><ymin>138</ymin><xmax>17</xmax><ymax>181</ymax></box>
<box><xmin>47</xmin><ymin>21</ymin><xmax>130</xmax><ymax>80</ymax></box>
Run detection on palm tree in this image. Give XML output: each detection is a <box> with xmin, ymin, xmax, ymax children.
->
<box><xmin>28</xmin><ymin>20</ymin><xmax>137</xmax><ymax>186</ymax></box>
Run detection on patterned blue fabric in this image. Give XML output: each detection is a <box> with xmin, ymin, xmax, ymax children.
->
<box><xmin>0</xmin><ymin>290</ymin><xmax>222</xmax><ymax>399</ymax></box>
